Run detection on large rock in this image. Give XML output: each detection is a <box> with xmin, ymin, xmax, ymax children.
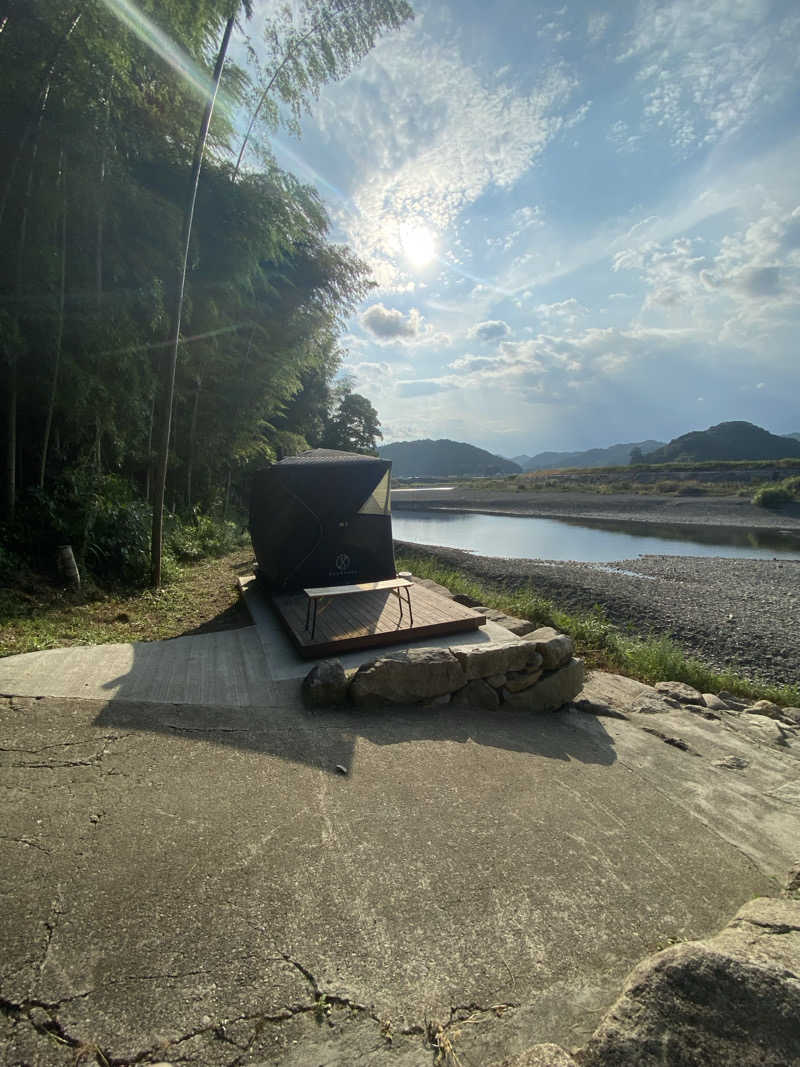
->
<box><xmin>630</xmin><ymin>691</ymin><xmax>682</xmax><ymax>715</ymax></box>
<box><xmin>522</xmin><ymin>627</ymin><xmax>575</xmax><ymax>670</ymax></box>
<box><xmin>450</xmin><ymin>641</ymin><xmax>542</xmax><ymax>681</ymax></box>
<box><xmin>655</xmin><ymin>680</ymin><xmax>705</xmax><ymax>706</ymax></box>
<box><xmin>349</xmin><ymin>648</ymin><xmax>465</xmax><ymax>706</ymax></box>
<box><xmin>502</xmin><ymin>659</ymin><xmax>584</xmax><ymax>713</ymax></box>
<box><xmin>744</xmin><ymin>699</ymin><xmax>800</xmax><ymax>725</ymax></box>
<box><xmin>579</xmin><ymin>894</ymin><xmax>800</xmax><ymax>1067</ymax></box>
<box><xmin>301</xmin><ymin>659</ymin><xmax>348</xmax><ymax>707</ymax></box>
<box><xmin>451</xmin><ymin>679</ymin><xmax>501</xmax><ymax>710</ymax></box>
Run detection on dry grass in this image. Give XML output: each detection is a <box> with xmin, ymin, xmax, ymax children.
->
<box><xmin>0</xmin><ymin>548</ymin><xmax>255</xmax><ymax>658</ymax></box>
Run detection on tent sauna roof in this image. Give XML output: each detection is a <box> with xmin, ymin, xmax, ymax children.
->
<box><xmin>249</xmin><ymin>449</ymin><xmax>396</xmax><ymax>592</ymax></box>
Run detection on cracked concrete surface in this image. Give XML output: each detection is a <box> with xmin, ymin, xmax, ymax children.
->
<box><xmin>2</xmin><ymin>678</ymin><xmax>799</xmax><ymax>1066</ymax></box>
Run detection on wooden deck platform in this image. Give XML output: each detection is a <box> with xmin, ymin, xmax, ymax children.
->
<box><xmin>272</xmin><ymin>582</ymin><xmax>487</xmax><ymax>659</ymax></box>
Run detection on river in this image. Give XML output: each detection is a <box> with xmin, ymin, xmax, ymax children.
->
<box><xmin>391</xmin><ymin>508</ymin><xmax>800</xmax><ymax>563</ymax></box>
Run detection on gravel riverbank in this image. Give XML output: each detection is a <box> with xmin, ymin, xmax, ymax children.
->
<box><xmin>394</xmin><ymin>541</ymin><xmax>800</xmax><ymax>688</ymax></box>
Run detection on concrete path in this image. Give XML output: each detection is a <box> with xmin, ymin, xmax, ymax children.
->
<box><xmin>0</xmin><ymin>627</ymin><xmax>285</xmax><ymax>707</ymax></box>
<box><xmin>0</xmin><ymin>578</ymin><xmax>517</xmax><ymax>702</ymax></box>
<box><xmin>2</xmin><ymin>594</ymin><xmax>799</xmax><ymax>1066</ymax></box>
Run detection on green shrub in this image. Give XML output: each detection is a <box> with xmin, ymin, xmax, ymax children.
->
<box><xmin>86</xmin><ymin>497</ymin><xmax>153</xmax><ymax>584</ymax></box>
<box><xmin>752</xmin><ymin>485</ymin><xmax>792</xmax><ymax>509</ymax></box>
<box><xmin>167</xmin><ymin>510</ymin><xmax>244</xmax><ymax>562</ymax></box>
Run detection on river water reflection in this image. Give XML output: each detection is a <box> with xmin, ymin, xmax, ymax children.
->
<box><xmin>391</xmin><ymin>508</ymin><xmax>800</xmax><ymax>563</ymax></box>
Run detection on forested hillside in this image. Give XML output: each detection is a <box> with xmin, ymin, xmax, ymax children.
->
<box><xmin>1</xmin><ymin>0</ymin><xmax>410</xmax><ymax>583</ymax></box>
<box><xmin>645</xmin><ymin>422</ymin><xmax>800</xmax><ymax>464</ymax></box>
<box><xmin>381</xmin><ymin>439</ymin><xmax>521</xmax><ymax>478</ymax></box>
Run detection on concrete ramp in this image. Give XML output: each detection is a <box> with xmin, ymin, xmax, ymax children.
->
<box><xmin>0</xmin><ymin>626</ymin><xmax>288</xmax><ymax>707</ymax></box>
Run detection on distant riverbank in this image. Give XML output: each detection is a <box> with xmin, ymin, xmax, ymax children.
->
<box><xmin>392</xmin><ymin>487</ymin><xmax>800</xmax><ymax>534</ymax></box>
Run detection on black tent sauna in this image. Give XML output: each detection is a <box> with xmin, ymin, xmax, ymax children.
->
<box><xmin>249</xmin><ymin>449</ymin><xmax>396</xmax><ymax>592</ymax></box>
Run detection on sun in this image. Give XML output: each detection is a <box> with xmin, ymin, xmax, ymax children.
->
<box><xmin>400</xmin><ymin>223</ymin><xmax>437</xmax><ymax>268</ymax></box>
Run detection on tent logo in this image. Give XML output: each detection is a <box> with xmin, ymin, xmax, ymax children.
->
<box><xmin>335</xmin><ymin>553</ymin><xmax>351</xmax><ymax>572</ymax></box>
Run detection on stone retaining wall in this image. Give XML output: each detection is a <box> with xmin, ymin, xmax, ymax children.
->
<box><xmin>303</xmin><ymin>626</ymin><xmax>584</xmax><ymax>712</ymax></box>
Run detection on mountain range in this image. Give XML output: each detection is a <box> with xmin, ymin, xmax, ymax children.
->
<box><xmin>382</xmin><ymin>424</ymin><xmax>800</xmax><ymax>478</ymax></box>
<box><xmin>513</xmin><ymin>440</ymin><xmax>664</xmax><ymax>471</ymax></box>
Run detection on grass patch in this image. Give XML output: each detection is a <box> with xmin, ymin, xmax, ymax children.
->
<box><xmin>396</xmin><ymin>551</ymin><xmax>800</xmax><ymax>708</ymax></box>
<box><xmin>0</xmin><ymin>547</ymin><xmax>255</xmax><ymax>658</ymax></box>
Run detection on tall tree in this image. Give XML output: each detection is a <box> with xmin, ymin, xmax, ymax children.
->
<box><xmin>150</xmin><ymin>10</ymin><xmax>237</xmax><ymax>588</ymax></box>
<box><xmin>324</xmin><ymin>383</ymin><xmax>382</xmax><ymax>454</ymax></box>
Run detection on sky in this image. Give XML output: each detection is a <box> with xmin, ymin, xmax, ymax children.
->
<box><xmin>265</xmin><ymin>0</ymin><xmax>800</xmax><ymax>458</ymax></box>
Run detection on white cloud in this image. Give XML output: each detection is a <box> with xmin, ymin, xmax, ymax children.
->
<box><xmin>607</xmin><ymin>119</ymin><xmax>641</xmax><ymax>153</ymax></box>
<box><xmin>587</xmin><ymin>12</ymin><xmax>611</xmax><ymax>43</ymax></box>
<box><xmin>613</xmin><ymin>203</ymin><xmax>800</xmax><ymax>342</ymax></box>
<box><xmin>487</xmin><ymin>204</ymin><xmax>545</xmax><ymax>252</ymax></box>
<box><xmin>359</xmin><ymin>303</ymin><xmax>424</xmax><ymax>343</ymax></box>
<box><xmin>618</xmin><ymin>0</ymin><xmax>800</xmax><ymax>152</ymax></box>
<box><xmin>467</xmin><ymin>319</ymin><xmax>511</xmax><ymax>342</ymax></box>
<box><xmin>535</xmin><ymin>298</ymin><xmax>588</xmax><ymax>325</ymax></box>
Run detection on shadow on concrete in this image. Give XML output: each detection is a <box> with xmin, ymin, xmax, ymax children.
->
<box><xmin>175</xmin><ymin>600</ymin><xmax>250</xmax><ymax>637</ymax></box>
<box><xmin>92</xmin><ymin>694</ymin><xmax>617</xmax><ymax>777</ymax></box>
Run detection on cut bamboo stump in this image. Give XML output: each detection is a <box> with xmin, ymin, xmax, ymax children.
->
<box><xmin>57</xmin><ymin>544</ymin><xmax>80</xmax><ymax>589</ymax></box>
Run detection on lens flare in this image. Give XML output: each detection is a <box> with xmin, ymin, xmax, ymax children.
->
<box><xmin>99</xmin><ymin>0</ymin><xmax>230</xmax><ymax>111</ymax></box>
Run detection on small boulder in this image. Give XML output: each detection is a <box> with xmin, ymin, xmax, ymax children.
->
<box><xmin>702</xmin><ymin>693</ymin><xmax>730</xmax><ymax>711</ymax></box>
<box><xmin>503</xmin><ymin>668</ymin><xmax>544</xmax><ymax>693</ymax></box>
<box><xmin>302</xmin><ymin>659</ymin><xmax>348</xmax><ymax>707</ymax></box>
<box><xmin>522</xmin><ymin>627</ymin><xmax>575</xmax><ymax>670</ymax></box>
<box><xmin>502</xmin><ymin>658</ymin><xmax>584</xmax><ymax>713</ymax></box>
<box><xmin>655</xmin><ymin>680</ymin><xmax>705</xmax><ymax>706</ymax></box>
<box><xmin>451</xmin><ymin>679</ymin><xmax>501</xmax><ymax>710</ymax></box>
<box><xmin>743</xmin><ymin>699</ymin><xmax>784</xmax><ymax>720</ymax></box>
<box><xmin>482</xmin><ymin>610</ymin><xmax>538</xmax><ymax>636</ymax></box>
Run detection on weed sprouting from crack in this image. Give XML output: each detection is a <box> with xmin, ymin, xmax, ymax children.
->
<box><xmin>428</xmin><ymin>1020</ymin><xmax>463</xmax><ymax>1067</ymax></box>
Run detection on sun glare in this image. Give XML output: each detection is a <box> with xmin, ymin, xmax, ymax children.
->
<box><xmin>400</xmin><ymin>223</ymin><xmax>437</xmax><ymax>268</ymax></box>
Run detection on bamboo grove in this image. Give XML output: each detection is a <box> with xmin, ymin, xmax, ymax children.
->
<box><xmin>0</xmin><ymin>0</ymin><xmax>411</xmax><ymax>581</ymax></box>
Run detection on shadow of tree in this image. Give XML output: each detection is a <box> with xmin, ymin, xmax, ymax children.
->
<box><xmin>93</xmin><ymin>686</ymin><xmax>616</xmax><ymax>778</ymax></box>
<box><xmin>175</xmin><ymin>600</ymin><xmax>250</xmax><ymax>638</ymax></box>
